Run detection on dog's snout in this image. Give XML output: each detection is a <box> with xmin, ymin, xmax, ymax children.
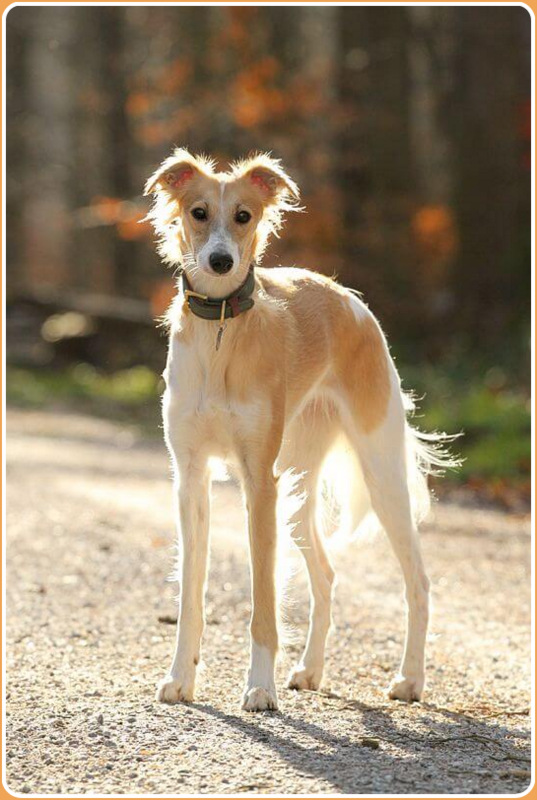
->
<box><xmin>209</xmin><ymin>252</ymin><xmax>234</xmax><ymax>274</ymax></box>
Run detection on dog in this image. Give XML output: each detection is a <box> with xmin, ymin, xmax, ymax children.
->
<box><xmin>144</xmin><ymin>149</ymin><xmax>454</xmax><ymax>712</ymax></box>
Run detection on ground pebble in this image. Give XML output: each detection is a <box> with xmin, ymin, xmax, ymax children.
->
<box><xmin>361</xmin><ymin>737</ymin><xmax>380</xmax><ymax>749</ymax></box>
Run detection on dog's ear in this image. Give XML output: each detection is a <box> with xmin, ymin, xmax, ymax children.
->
<box><xmin>234</xmin><ymin>154</ymin><xmax>300</xmax><ymax>208</ymax></box>
<box><xmin>144</xmin><ymin>148</ymin><xmax>213</xmax><ymax>196</ymax></box>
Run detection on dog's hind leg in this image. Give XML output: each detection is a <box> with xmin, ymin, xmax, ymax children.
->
<box><xmin>279</xmin><ymin>402</ymin><xmax>337</xmax><ymax>692</ymax></box>
<box><xmin>287</xmin><ymin>477</ymin><xmax>335</xmax><ymax>692</ymax></box>
<box><xmin>341</xmin><ymin>380</ymin><xmax>430</xmax><ymax>702</ymax></box>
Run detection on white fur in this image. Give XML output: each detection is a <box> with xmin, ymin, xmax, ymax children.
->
<box><xmin>197</xmin><ymin>228</ymin><xmax>240</xmax><ymax>279</ymax></box>
<box><xmin>149</xmin><ymin>154</ymin><xmax>458</xmax><ymax>711</ymax></box>
<box><xmin>243</xmin><ymin>643</ymin><xmax>278</xmax><ymax>711</ymax></box>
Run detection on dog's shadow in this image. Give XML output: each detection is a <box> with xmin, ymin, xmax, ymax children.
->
<box><xmin>190</xmin><ymin>692</ymin><xmax>531</xmax><ymax>794</ymax></box>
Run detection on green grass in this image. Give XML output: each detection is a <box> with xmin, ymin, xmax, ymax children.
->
<box><xmin>7</xmin><ymin>362</ymin><xmax>532</xmax><ymax>488</ymax></box>
<box><xmin>399</xmin><ymin>362</ymin><xmax>531</xmax><ymax>486</ymax></box>
<box><xmin>6</xmin><ymin>364</ymin><xmax>163</xmax><ymax>431</ymax></box>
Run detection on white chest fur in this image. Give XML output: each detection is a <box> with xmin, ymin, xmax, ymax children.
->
<box><xmin>162</xmin><ymin>323</ymin><xmax>268</xmax><ymax>467</ymax></box>
<box><xmin>165</xmin><ymin>325</ymin><xmax>227</xmax><ymax>413</ymax></box>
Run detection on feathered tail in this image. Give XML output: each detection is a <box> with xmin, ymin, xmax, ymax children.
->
<box><xmin>317</xmin><ymin>392</ymin><xmax>461</xmax><ymax>545</ymax></box>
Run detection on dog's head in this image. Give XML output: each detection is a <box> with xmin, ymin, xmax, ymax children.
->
<box><xmin>144</xmin><ymin>149</ymin><xmax>300</xmax><ymax>295</ymax></box>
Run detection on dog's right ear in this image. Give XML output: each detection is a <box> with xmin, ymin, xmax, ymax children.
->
<box><xmin>144</xmin><ymin>148</ymin><xmax>213</xmax><ymax>196</ymax></box>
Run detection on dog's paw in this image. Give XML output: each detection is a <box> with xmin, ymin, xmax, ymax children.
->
<box><xmin>242</xmin><ymin>686</ymin><xmax>278</xmax><ymax>712</ymax></box>
<box><xmin>387</xmin><ymin>675</ymin><xmax>423</xmax><ymax>703</ymax></box>
<box><xmin>156</xmin><ymin>675</ymin><xmax>194</xmax><ymax>704</ymax></box>
<box><xmin>287</xmin><ymin>664</ymin><xmax>322</xmax><ymax>691</ymax></box>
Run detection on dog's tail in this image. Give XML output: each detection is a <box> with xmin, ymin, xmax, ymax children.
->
<box><xmin>402</xmin><ymin>395</ymin><xmax>462</xmax><ymax>524</ymax></box>
<box><xmin>318</xmin><ymin>393</ymin><xmax>461</xmax><ymax>544</ymax></box>
<box><xmin>316</xmin><ymin>437</ymin><xmax>373</xmax><ymax>545</ymax></box>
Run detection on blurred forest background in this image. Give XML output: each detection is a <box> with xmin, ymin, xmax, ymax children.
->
<box><xmin>5</xmin><ymin>5</ymin><xmax>532</xmax><ymax>504</ymax></box>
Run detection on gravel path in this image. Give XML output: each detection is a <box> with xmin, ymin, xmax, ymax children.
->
<box><xmin>5</xmin><ymin>407</ymin><xmax>532</xmax><ymax>795</ymax></box>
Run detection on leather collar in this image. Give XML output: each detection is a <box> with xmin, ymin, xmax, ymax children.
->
<box><xmin>181</xmin><ymin>266</ymin><xmax>255</xmax><ymax>322</ymax></box>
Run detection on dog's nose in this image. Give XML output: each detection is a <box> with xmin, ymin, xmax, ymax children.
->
<box><xmin>209</xmin><ymin>252</ymin><xmax>234</xmax><ymax>274</ymax></box>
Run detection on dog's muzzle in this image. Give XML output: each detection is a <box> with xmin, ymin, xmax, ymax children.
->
<box><xmin>209</xmin><ymin>252</ymin><xmax>234</xmax><ymax>274</ymax></box>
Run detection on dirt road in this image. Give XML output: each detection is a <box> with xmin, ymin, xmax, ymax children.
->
<box><xmin>5</xmin><ymin>408</ymin><xmax>532</xmax><ymax>795</ymax></box>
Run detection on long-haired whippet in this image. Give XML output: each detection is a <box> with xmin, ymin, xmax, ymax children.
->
<box><xmin>145</xmin><ymin>149</ymin><xmax>454</xmax><ymax>712</ymax></box>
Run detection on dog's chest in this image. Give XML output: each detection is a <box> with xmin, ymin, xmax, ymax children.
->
<box><xmin>166</xmin><ymin>330</ymin><xmax>227</xmax><ymax>407</ymax></box>
<box><xmin>164</xmin><ymin>327</ymin><xmax>261</xmax><ymax>455</ymax></box>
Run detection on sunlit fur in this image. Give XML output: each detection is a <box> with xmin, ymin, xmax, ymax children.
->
<box><xmin>145</xmin><ymin>149</ymin><xmax>457</xmax><ymax>711</ymax></box>
<box><xmin>145</xmin><ymin>148</ymin><xmax>300</xmax><ymax>299</ymax></box>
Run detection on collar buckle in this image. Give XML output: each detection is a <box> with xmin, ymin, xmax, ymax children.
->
<box><xmin>184</xmin><ymin>289</ymin><xmax>208</xmax><ymax>301</ymax></box>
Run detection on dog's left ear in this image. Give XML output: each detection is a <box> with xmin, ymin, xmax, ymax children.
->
<box><xmin>235</xmin><ymin>154</ymin><xmax>300</xmax><ymax>208</ymax></box>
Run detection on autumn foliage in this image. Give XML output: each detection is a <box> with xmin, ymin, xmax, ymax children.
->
<box><xmin>5</xmin><ymin>5</ymin><xmax>531</xmax><ymax>364</ymax></box>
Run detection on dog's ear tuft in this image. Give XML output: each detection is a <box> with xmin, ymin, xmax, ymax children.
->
<box><xmin>234</xmin><ymin>154</ymin><xmax>300</xmax><ymax>207</ymax></box>
<box><xmin>144</xmin><ymin>148</ymin><xmax>213</xmax><ymax>196</ymax></box>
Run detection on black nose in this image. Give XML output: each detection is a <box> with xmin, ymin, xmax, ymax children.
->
<box><xmin>209</xmin><ymin>252</ymin><xmax>233</xmax><ymax>274</ymax></box>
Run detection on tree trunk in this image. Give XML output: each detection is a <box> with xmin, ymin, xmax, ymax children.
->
<box><xmin>21</xmin><ymin>7</ymin><xmax>76</xmax><ymax>289</ymax></box>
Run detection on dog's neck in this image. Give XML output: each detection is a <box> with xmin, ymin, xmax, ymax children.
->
<box><xmin>180</xmin><ymin>266</ymin><xmax>257</xmax><ymax>351</ymax></box>
<box><xmin>180</xmin><ymin>266</ymin><xmax>256</xmax><ymax>321</ymax></box>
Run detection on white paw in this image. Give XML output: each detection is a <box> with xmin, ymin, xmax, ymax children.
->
<box><xmin>156</xmin><ymin>675</ymin><xmax>194</xmax><ymax>704</ymax></box>
<box><xmin>388</xmin><ymin>674</ymin><xmax>424</xmax><ymax>703</ymax></box>
<box><xmin>287</xmin><ymin>664</ymin><xmax>323</xmax><ymax>691</ymax></box>
<box><xmin>242</xmin><ymin>686</ymin><xmax>278</xmax><ymax>712</ymax></box>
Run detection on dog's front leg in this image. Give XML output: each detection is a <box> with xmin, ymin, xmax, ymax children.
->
<box><xmin>241</xmin><ymin>468</ymin><xmax>279</xmax><ymax>712</ymax></box>
<box><xmin>157</xmin><ymin>463</ymin><xmax>210</xmax><ymax>704</ymax></box>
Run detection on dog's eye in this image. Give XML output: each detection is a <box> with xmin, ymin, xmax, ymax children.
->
<box><xmin>235</xmin><ymin>210</ymin><xmax>251</xmax><ymax>225</ymax></box>
<box><xmin>191</xmin><ymin>207</ymin><xmax>207</xmax><ymax>221</ymax></box>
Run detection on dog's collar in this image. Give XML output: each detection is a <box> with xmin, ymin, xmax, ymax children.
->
<box><xmin>181</xmin><ymin>266</ymin><xmax>256</xmax><ymax>322</ymax></box>
<box><xmin>180</xmin><ymin>266</ymin><xmax>256</xmax><ymax>350</ymax></box>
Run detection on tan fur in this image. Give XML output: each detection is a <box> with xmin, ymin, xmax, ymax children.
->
<box><xmin>150</xmin><ymin>150</ymin><xmax>433</xmax><ymax>711</ymax></box>
<box><xmin>165</xmin><ymin>265</ymin><xmax>390</xmax><ymax>433</ymax></box>
<box><xmin>145</xmin><ymin>149</ymin><xmax>300</xmax><ymax>276</ymax></box>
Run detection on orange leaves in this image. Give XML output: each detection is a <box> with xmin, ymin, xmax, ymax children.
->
<box><xmin>77</xmin><ymin>197</ymin><xmax>150</xmax><ymax>241</ymax></box>
<box><xmin>125</xmin><ymin>91</ymin><xmax>154</xmax><ymax>118</ymax></box>
<box><xmin>150</xmin><ymin>279</ymin><xmax>176</xmax><ymax>318</ymax></box>
<box><xmin>126</xmin><ymin>60</ymin><xmax>191</xmax><ymax>118</ymax></box>
<box><xmin>233</xmin><ymin>88</ymin><xmax>286</xmax><ymax>128</ymax></box>
<box><xmin>158</xmin><ymin>57</ymin><xmax>192</xmax><ymax>95</ymax></box>
<box><xmin>232</xmin><ymin>57</ymin><xmax>286</xmax><ymax>128</ymax></box>
<box><xmin>411</xmin><ymin>204</ymin><xmax>458</xmax><ymax>287</ymax></box>
<box><xmin>412</xmin><ymin>205</ymin><xmax>458</xmax><ymax>262</ymax></box>
<box><xmin>288</xmin><ymin>78</ymin><xmax>327</xmax><ymax>115</ymax></box>
<box><xmin>135</xmin><ymin>119</ymin><xmax>174</xmax><ymax>147</ymax></box>
<box><xmin>294</xmin><ymin>187</ymin><xmax>342</xmax><ymax>249</ymax></box>
<box><xmin>223</xmin><ymin>7</ymin><xmax>259</xmax><ymax>48</ymax></box>
<box><xmin>135</xmin><ymin>107</ymin><xmax>198</xmax><ymax>147</ymax></box>
<box><xmin>125</xmin><ymin>54</ymin><xmax>192</xmax><ymax>148</ymax></box>
<box><xmin>91</xmin><ymin>197</ymin><xmax>123</xmax><ymax>225</ymax></box>
<box><xmin>229</xmin><ymin>58</ymin><xmax>332</xmax><ymax>129</ymax></box>
<box><xmin>117</xmin><ymin>218</ymin><xmax>149</xmax><ymax>241</ymax></box>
